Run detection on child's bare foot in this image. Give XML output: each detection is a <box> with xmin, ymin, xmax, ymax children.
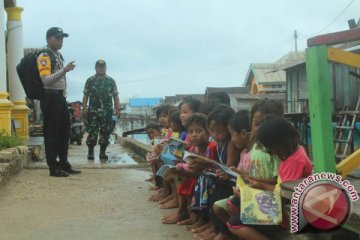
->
<box><xmin>145</xmin><ymin>176</ymin><xmax>154</xmax><ymax>182</ymax></box>
<box><xmin>192</xmin><ymin>221</ymin><xmax>211</xmax><ymax>233</ymax></box>
<box><xmin>148</xmin><ymin>185</ymin><xmax>160</xmax><ymax>190</ymax></box>
<box><xmin>162</xmin><ymin>213</ymin><xmax>189</xmax><ymax>224</ymax></box>
<box><xmin>178</xmin><ymin>212</ymin><xmax>198</xmax><ymax>225</ymax></box>
<box><xmin>159</xmin><ymin>196</ymin><xmax>178</xmax><ymax>209</ymax></box>
<box><xmin>162</xmin><ymin>212</ymin><xmax>176</xmax><ymax>221</ymax></box>
<box><xmin>194</xmin><ymin>225</ymin><xmax>216</xmax><ymax>240</ymax></box>
<box><xmin>148</xmin><ymin>187</ymin><xmax>171</xmax><ymax>202</ymax></box>
<box><xmin>158</xmin><ymin>193</ymin><xmax>176</xmax><ymax>204</ymax></box>
<box><xmin>195</xmin><ymin>232</ymin><xmax>216</xmax><ymax>240</ymax></box>
<box><xmin>214</xmin><ymin>233</ymin><xmax>231</xmax><ymax>240</ymax></box>
<box><xmin>186</xmin><ymin>217</ymin><xmax>206</xmax><ymax>231</ymax></box>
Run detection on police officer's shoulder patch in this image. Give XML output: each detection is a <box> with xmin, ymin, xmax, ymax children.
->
<box><xmin>37</xmin><ymin>53</ymin><xmax>51</xmax><ymax>76</ymax></box>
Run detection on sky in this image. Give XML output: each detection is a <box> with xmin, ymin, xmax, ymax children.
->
<box><xmin>15</xmin><ymin>0</ymin><xmax>360</xmax><ymax>102</ymax></box>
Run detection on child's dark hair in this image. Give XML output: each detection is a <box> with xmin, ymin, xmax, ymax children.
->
<box><xmin>156</xmin><ymin>104</ymin><xmax>174</xmax><ymax>118</ymax></box>
<box><xmin>185</xmin><ymin>113</ymin><xmax>208</xmax><ymax>133</ymax></box>
<box><xmin>250</xmin><ymin>99</ymin><xmax>284</xmax><ymax>124</ymax></box>
<box><xmin>256</xmin><ymin>114</ymin><xmax>300</xmax><ymax>159</ymax></box>
<box><xmin>206</xmin><ymin>91</ymin><xmax>230</xmax><ymax>106</ymax></box>
<box><xmin>169</xmin><ymin>110</ymin><xmax>186</xmax><ymax>132</ymax></box>
<box><xmin>228</xmin><ymin>110</ymin><xmax>251</xmax><ymax>133</ymax></box>
<box><xmin>145</xmin><ymin>123</ymin><xmax>161</xmax><ymax>132</ymax></box>
<box><xmin>207</xmin><ymin>105</ymin><xmax>235</xmax><ymax>127</ymax></box>
<box><xmin>179</xmin><ymin>97</ymin><xmax>201</xmax><ymax>113</ymax></box>
<box><xmin>199</xmin><ymin>92</ymin><xmax>231</xmax><ymax>114</ymax></box>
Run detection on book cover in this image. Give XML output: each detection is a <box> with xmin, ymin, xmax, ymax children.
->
<box><xmin>159</xmin><ymin>138</ymin><xmax>186</xmax><ymax>165</ymax></box>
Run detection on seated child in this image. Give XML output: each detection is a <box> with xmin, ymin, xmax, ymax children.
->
<box><xmin>151</xmin><ymin>98</ymin><xmax>201</xmax><ymax>202</ymax></box>
<box><xmin>228</xmin><ymin>115</ymin><xmax>312</xmax><ymax>240</ymax></box>
<box><xmin>145</xmin><ymin>123</ymin><xmax>162</xmax><ymax>145</ymax></box>
<box><xmin>162</xmin><ymin>113</ymin><xmax>217</xmax><ymax>225</ymax></box>
<box><xmin>189</xmin><ymin>106</ymin><xmax>239</xmax><ymax>240</ymax></box>
<box><xmin>147</xmin><ymin>104</ymin><xmax>175</xmax><ymax>193</ymax></box>
<box><xmin>213</xmin><ymin>110</ymin><xmax>251</xmax><ymax>240</ymax></box>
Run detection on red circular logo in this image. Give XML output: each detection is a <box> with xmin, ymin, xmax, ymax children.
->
<box><xmin>301</xmin><ymin>183</ymin><xmax>350</xmax><ymax>230</ymax></box>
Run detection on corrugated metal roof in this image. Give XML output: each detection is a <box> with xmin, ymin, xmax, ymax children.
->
<box><xmin>205</xmin><ymin>87</ymin><xmax>248</xmax><ymax>94</ymax></box>
<box><xmin>275</xmin><ymin>51</ymin><xmax>305</xmax><ymax>65</ymax></box>
<box><xmin>244</xmin><ymin>51</ymin><xmax>305</xmax><ymax>85</ymax></box>
<box><xmin>251</xmin><ymin>64</ymin><xmax>286</xmax><ymax>84</ymax></box>
<box><xmin>232</xmin><ymin>93</ymin><xmax>285</xmax><ymax>100</ymax></box>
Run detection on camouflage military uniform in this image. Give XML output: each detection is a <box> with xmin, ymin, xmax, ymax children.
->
<box><xmin>83</xmin><ymin>74</ymin><xmax>118</xmax><ymax>146</ymax></box>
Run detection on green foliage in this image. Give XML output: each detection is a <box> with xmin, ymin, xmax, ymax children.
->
<box><xmin>0</xmin><ymin>130</ymin><xmax>22</xmax><ymax>150</ymax></box>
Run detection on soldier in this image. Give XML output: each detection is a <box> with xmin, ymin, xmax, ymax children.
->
<box><xmin>82</xmin><ymin>60</ymin><xmax>121</xmax><ymax>160</ymax></box>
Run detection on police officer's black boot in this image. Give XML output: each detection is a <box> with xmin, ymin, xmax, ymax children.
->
<box><xmin>99</xmin><ymin>145</ymin><xmax>108</xmax><ymax>161</ymax></box>
<box><xmin>87</xmin><ymin>145</ymin><xmax>95</xmax><ymax>160</ymax></box>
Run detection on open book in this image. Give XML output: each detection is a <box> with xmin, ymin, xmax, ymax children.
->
<box><xmin>159</xmin><ymin>138</ymin><xmax>187</xmax><ymax>165</ymax></box>
<box><xmin>183</xmin><ymin>151</ymin><xmax>240</xmax><ymax>179</ymax></box>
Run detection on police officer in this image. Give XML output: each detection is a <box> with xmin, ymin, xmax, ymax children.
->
<box><xmin>38</xmin><ymin>27</ymin><xmax>81</xmax><ymax>177</ymax></box>
<box><xmin>82</xmin><ymin>60</ymin><xmax>121</xmax><ymax>160</ymax></box>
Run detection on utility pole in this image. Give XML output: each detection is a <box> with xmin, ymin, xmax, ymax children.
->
<box><xmin>294</xmin><ymin>30</ymin><xmax>298</xmax><ymax>52</ymax></box>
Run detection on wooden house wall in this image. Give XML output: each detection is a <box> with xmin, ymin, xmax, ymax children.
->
<box><xmin>286</xmin><ymin>63</ymin><xmax>359</xmax><ymax>113</ymax></box>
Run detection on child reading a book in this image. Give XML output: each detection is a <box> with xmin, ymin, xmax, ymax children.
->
<box><xmin>168</xmin><ymin>109</ymin><xmax>186</xmax><ymax>140</ymax></box>
<box><xmin>147</xmin><ymin>104</ymin><xmax>176</xmax><ymax>195</ymax></box>
<box><xmin>188</xmin><ymin>106</ymin><xmax>239</xmax><ymax>239</ymax></box>
<box><xmin>179</xmin><ymin>97</ymin><xmax>201</xmax><ymax>141</ymax></box>
<box><xmin>212</xmin><ymin>110</ymin><xmax>251</xmax><ymax>240</ymax></box>
<box><xmin>162</xmin><ymin>113</ymin><xmax>217</xmax><ymax>225</ymax></box>
<box><xmin>157</xmin><ymin>110</ymin><xmax>188</xmax><ymax>209</ymax></box>
<box><xmin>212</xmin><ymin>99</ymin><xmax>283</xmax><ymax>240</ymax></box>
<box><xmin>153</xmin><ymin>98</ymin><xmax>200</xmax><ymax>204</ymax></box>
<box><xmin>227</xmin><ymin>114</ymin><xmax>312</xmax><ymax>240</ymax></box>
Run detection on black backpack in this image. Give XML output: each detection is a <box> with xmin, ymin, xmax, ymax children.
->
<box><xmin>16</xmin><ymin>50</ymin><xmax>56</xmax><ymax>100</ymax></box>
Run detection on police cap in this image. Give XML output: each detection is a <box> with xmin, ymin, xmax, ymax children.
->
<box><xmin>46</xmin><ymin>27</ymin><xmax>69</xmax><ymax>39</ymax></box>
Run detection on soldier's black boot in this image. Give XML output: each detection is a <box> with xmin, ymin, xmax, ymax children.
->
<box><xmin>87</xmin><ymin>145</ymin><xmax>95</xmax><ymax>160</ymax></box>
<box><xmin>99</xmin><ymin>145</ymin><xmax>108</xmax><ymax>161</ymax></box>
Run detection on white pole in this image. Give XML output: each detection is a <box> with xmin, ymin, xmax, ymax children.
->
<box><xmin>6</xmin><ymin>7</ymin><xmax>25</xmax><ymax>103</ymax></box>
<box><xmin>0</xmin><ymin>2</ymin><xmax>7</xmax><ymax>92</ymax></box>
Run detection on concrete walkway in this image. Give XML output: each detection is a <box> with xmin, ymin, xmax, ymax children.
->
<box><xmin>0</xmin><ymin>141</ymin><xmax>194</xmax><ymax>240</ymax></box>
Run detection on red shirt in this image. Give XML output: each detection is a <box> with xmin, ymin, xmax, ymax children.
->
<box><xmin>278</xmin><ymin>146</ymin><xmax>312</xmax><ymax>182</ymax></box>
<box><xmin>189</xmin><ymin>140</ymin><xmax>218</xmax><ymax>161</ymax></box>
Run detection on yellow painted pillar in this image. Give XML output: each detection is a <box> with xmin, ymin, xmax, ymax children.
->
<box><xmin>0</xmin><ymin>93</ymin><xmax>14</xmax><ymax>134</ymax></box>
<box><xmin>6</xmin><ymin>6</ymin><xmax>29</xmax><ymax>140</ymax></box>
<box><xmin>0</xmin><ymin>2</ymin><xmax>13</xmax><ymax>134</ymax></box>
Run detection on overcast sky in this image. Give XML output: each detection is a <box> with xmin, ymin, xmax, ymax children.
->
<box><xmin>16</xmin><ymin>0</ymin><xmax>360</xmax><ymax>102</ymax></box>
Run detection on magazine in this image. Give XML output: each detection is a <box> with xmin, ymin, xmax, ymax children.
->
<box><xmin>159</xmin><ymin>138</ymin><xmax>187</xmax><ymax>165</ymax></box>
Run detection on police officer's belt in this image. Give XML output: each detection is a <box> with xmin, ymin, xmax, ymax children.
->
<box><xmin>44</xmin><ymin>89</ymin><xmax>64</xmax><ymax>95</ymax></box>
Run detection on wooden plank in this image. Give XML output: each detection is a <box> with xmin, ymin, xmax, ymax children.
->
<box><xmin>305</xmin><ymin>45</ymin><xmax>336</xmax><ymax>173</ymax></box>
<box><xmin>327</xmin><ymin>47</ymin><xmax>360</xmax><ymax>69</ymax></box>
<box><xmin>336</xmin><ymin>149</ymin><xmax>360</xmax><ymax>177</ymax></box>
<box><xmin>307</xmin><ymin>27</ymin><xmax>360</xmax><ymax>47</ymax></box>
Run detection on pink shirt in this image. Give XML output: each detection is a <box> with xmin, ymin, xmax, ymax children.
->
<box><xmin>278</xmin><ymin>146</ymin><xmax>312</xmax><ymax>182</ymax></box>
<box><xmin>237</xmin><ymin>148</ymin><xmax>251</xmax><ymax>173</ymax></box>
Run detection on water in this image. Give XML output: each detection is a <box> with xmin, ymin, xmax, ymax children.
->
<box><xmin>127</xmin><ymin>133</ymin><xmax>151</xmax><ymax>145</ymax></box>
